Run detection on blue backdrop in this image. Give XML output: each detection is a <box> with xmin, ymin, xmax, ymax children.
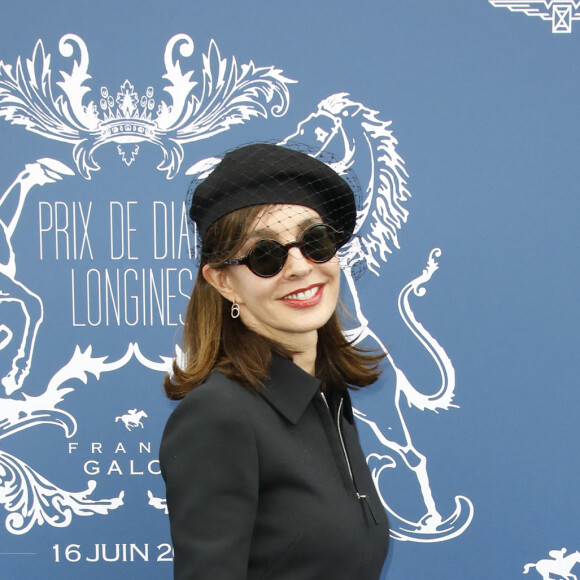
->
<box><xmin>1</xmin><ymin>1</ymin><xmax>579</xmax><ymax>578</ymax></box>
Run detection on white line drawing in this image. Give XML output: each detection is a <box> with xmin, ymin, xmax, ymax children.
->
<box><xmin>489</xmin><ymin>0</ymin><xmax>580</xmax><ymax>33</ymax></box>
<box><xmin>0</xmin><ymin>342</ymin><xmax>182</xmax><ymax>533</ymax></box>
<box><xmin>0</xmin><ymin>450</ymin><xmax>124</xmax><ymax>536</ymax></box>
<box><xmin>147</xmin><ymin>490</ymin><xmax>168</xmax><ymax>515</ymax></box>
<box><xmin>0</xmin><ymin>34</ymin><xmax>295</xmax><ymax>534</ymax></box>
<box><xmin>115</xmin><ymin>409</ymin><xmax>148</xmax><ymax>431</ymax></box>
<box><xmin>0</xmin><ymin>159</ymin><xmax>74</xmax><ymax>394</ymax></box>
<box><xmin>0</xmin><ymin>34</ymin><xmax>294</xmax><ymax>179</ymax></box>
<box><xmin>0</xmin><ymin>345</ymin><xmax>133</xmax><ymax>534</ymax></box>
<box><xmin>132</xmin><ymin>341</ymin><xmax>175</xmax><ymax>373</ymax></box>
<box><xmin>282</xmin><ymin>93</ymin><xmax>473</xmax><ymax>542</ymax></box>
<box><xmin>0</xmin><ymin>37</ymin><xmax>472</xmax><ymax>542</ymax></box>
<box><xmin>523</xmin><ymin>548</ymin><xmax>580</xmax><ymax>578</ymax></box>
<box><xmin>0</xmin><ymin>35</ymin><xmax>295</xmax><ymax>534</ymax></box>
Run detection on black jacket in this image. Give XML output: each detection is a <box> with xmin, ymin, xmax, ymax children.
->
<box><xmin>159</xmin><ymin>354</ymin><xmax>389</xmax><ymax>579</ymax></box>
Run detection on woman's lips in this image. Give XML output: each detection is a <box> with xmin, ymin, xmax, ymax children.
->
<box><xmin>281</xmin><ymin>284</ymin><xmax>323</xmax><ymax>308</ymax></box>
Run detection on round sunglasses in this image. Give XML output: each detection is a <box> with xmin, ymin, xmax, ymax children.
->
<box><xmin>224</xmin><ymin>223</ymin><xmax>343</xmax><ymax>277</ymax></box>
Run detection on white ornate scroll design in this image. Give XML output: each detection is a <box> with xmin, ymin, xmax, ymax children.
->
<box><xmin>0</xmin><ymin>34</ymin><xmax>294</xmax><ymax>179</ymax></box>
<box><xmin>0</xmin><ymin>451</ymin><xmax>124</xmax><ymax>535</ymax></box>
<box><xmin>0</xmin><ymin>345</ymin><xmax>138</xmax><ymax>534</ymax></box>
<box><xmin>283</xmin><ymin>95</ymin><xmax>473</xmax><ymax>542</ymax></box>
<box><xmin>0</xmin><ymin>342</ymin><xmax>178</xmax><ymax>534</ymax></box>
<box><xmin>132</xmin><ymin>342</ymin><xmax>174</xmax><ymax>373</ymax></box>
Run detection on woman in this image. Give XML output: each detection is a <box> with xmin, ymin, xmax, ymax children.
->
<box><xmin>159</xmin><ymin>143</ymin><xmax>390</xmax><ymax>579</ymax></box>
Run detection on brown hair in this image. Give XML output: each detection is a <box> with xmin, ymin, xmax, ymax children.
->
<box><xmin>164</xmin><ymin>205</ymin><xmax>384</xmax><ymax>400</ymax></box>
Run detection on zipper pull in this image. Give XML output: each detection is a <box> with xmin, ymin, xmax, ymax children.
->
<box><xmin>357</xmin><ymin>493</ymin><xmax>379</xmax><ymax>525</ymax></box>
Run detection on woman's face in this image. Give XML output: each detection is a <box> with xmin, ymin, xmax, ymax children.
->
<box><xmin>204</xmin><ymin>204</ymin><xmax>341</xmax><ymax>350</ymax></box>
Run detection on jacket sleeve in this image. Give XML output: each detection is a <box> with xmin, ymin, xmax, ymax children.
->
<box><xmin>159</xmin><ymin>382</ymin><xmax>259</xmax><ymax>579</ymax></box>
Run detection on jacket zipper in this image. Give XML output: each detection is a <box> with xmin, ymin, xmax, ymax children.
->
<box><xmin>320</xmin><ymin>393</ymin><xmax>365</xmax><ymax>500</ymax></box>
<box><xmin>321</xmin><ymin>392</ymin><xmax>378</xmax><ymax>524</ymax></box>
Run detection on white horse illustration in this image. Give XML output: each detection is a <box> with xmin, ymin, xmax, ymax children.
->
<box><xmin>282</xmin><ymin>93</ymin><xmax>473</xmax><ymax>541</ymax></box>
<box><xmin>115</xmin><ymin>409</ymin><xmax>148</xmax><ymax>431</ymax></box>
<box><xmin>0</xmin><ymin>158</ymin><xmax>73</xmax><ymax>394</ymax></box>
<box><xmin>523</xmin><ymin>549</ymin><xmax>580</xmax><ymax>579</ymax></box>
<box><xmin>183</xmin><ymin>93</ymin><xmax>473</xmax><ymax>541</ymax></box>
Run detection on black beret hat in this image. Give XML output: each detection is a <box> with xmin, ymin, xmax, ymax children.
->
<box><xmin>189</xmin><ymin>143</ymin><xmax>357</xmax><ymax>244</ymax></box>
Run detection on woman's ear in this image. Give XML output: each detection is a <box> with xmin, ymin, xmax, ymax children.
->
<box><xmin>202</xmin><ymin>264</ymin><xmax>236</xmax><ymax>303</ymax></box>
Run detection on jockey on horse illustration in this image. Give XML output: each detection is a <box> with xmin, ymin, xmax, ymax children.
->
<box><xmin>523</xmin><ymin>548</ymin><xmax>580</xmax><ymax>580</ymax></box>
<box><xmin>115</xmin><ymin>409</ymin><xmax>148</xmax><ymax>431</ymax></box>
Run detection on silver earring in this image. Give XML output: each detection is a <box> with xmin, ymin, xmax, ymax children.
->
<box><xmin>231</xmin><ymin>302</ymin><xmax>240</xmax><ymax>319</ymax></box>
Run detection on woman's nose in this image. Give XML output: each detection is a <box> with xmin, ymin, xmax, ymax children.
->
<box><xmin>282</xmin><ymin>246</ymin><xmax>312</xmax><ymax>277</ymax></box>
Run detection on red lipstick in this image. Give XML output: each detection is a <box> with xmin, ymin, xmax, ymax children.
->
<box><xmin>281</xmin><ymin>284</ymin><xmax>324</xmax><ymax>309</ymax></box>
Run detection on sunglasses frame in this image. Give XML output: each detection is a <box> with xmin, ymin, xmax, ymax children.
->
<box><xmin>224</xmin><ymin>223</ymin><xmax>343</xmax><ymax>278</ymax></box>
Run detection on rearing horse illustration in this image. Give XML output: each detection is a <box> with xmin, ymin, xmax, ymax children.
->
<box><xmin>0</xmin><ymin>158</ymin><xmax>73</xmax><ymax>394</ymax></box>
<box><xmin>282</xmin><ymin>93</ymin><xmax>473</xmax><ymax>542</ymax></box>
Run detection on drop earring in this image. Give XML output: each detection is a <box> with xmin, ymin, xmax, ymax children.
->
<box><xmin>231</xmin><ymin>301</ymin><xmax>240</xmax><ymax>319</ymax></box>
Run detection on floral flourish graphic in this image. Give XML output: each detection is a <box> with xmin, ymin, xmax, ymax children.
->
<box><xmin>0</xmin><ymin>34</ymin><xmax>294</xmax><ymax>179</ymax></box>
<box><xmin>0</xmin><ymin>344</ymin><xmax>161</xmax><ymax>534</ymax></box>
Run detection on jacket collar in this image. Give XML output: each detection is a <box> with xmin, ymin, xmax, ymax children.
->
<box><xmin>258</xmin><ymin>353</ymin><xmax>354</xmax><ymax>425</ymax></box>
<box><xmin>258</xmin><ymin>353</ymin><xmax>321</xmax><ymax>425</ymax></box>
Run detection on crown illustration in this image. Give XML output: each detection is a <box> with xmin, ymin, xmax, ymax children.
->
<box><xmin>97</xmin><ymin>82</ymin><xmax>158</xmax><ymax>152</ymax></box>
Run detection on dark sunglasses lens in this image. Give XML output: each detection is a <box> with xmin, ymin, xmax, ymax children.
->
<box><xmin>302</xmin><ymin>225</ymin><xmax>338</xmax><ymax>262</ymax></box>
<box><xmin>244</xmin><ymin>225</ymin><xmax>339</xmax><ymax>277</ymax></box>
<box><xmin>247</xmin><ymin>240</ymin><xmax>287</xmax><ymax>277</ymax></box>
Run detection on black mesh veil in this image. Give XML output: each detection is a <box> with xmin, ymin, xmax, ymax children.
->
<box><xmin>185</xmin><ymin>142</ymin><xmax>365</xmax><ymax>277</ymax></box>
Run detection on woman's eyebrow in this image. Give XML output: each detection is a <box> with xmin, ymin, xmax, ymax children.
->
<box><xmin>247</xmin><ymin>216</ymin><xmax>321</xmax><ymax>241</ymax></box>
<box><xmin>245</xmin><ymin>226</ymin><xmax>275</xmax><ymax>242</ymax></box>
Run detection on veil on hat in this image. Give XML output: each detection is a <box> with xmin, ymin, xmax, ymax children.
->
<box><xmin>185</xmin><ymin>141</ymin><xmax>365</xmax><ymax>276</ymax></box>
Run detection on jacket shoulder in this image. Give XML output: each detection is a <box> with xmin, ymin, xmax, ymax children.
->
<box><xmin>160</xmin><ymin>372</ymin><xmax>258</xmax><ymax>451</ymax></box>
<box><xmin>174</xmin><ymin>371</ymin><xmax>258</xmax><ymax>416</ymax></box>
